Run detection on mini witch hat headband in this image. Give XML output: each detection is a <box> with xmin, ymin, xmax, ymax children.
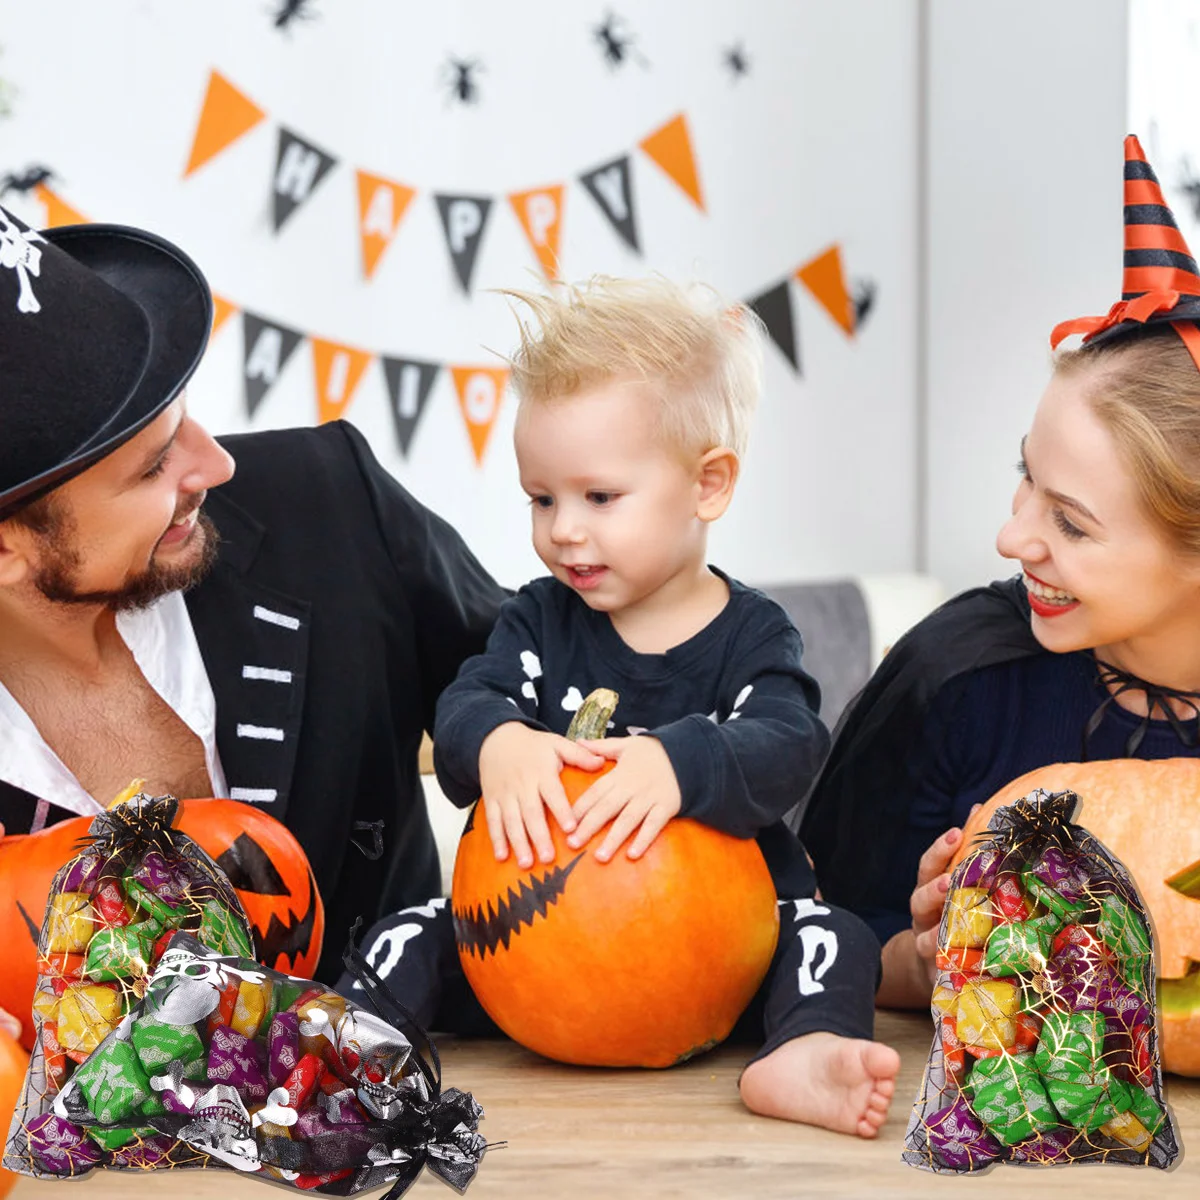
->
<box><xmin>1051</xmin><ymin>134</ymin><xmax>1200</xmax><ymax>370</ymax></box>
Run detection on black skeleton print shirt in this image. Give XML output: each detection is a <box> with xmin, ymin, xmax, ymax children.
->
<box><xmin>433</xmin><ymin>570</ymin><xmax>830</xmax><ymax>896</ymax></box>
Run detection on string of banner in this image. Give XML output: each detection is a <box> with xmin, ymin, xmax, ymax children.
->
<box><xmin>30</xmin><ymin>66</ymin><xmax>869</xmax><ymax>468</ymax></box>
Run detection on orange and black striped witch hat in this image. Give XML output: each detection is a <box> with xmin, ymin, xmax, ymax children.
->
<box><xmin>1051</xmin><ymin>134</ymin><xmax>1200</xmax><ymax>369</ymax></box>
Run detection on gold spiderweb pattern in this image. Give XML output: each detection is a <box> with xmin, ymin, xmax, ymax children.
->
<box><xmin>3</xmin><ymin>793</ymin><xmax>253</xmax><ymax>1179</ymax></box>
<box><xmin>903</xmin><ymin>789</ymin><xmax>1180</xmax><ymax>1172</ymax></box>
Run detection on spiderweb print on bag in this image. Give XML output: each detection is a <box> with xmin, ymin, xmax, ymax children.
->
<box><xmin>3</xmin><ymin>931</ymin><xmax>488</xmax><ymax>1195</ymax></box>
<box><xmin>903</xmin><ymin>789</ymin><xmax>1180</xmax><ymax>1172</ymax></box>
<box><xmin>3</xmin><ymin>793</ymin><xmax>254</xmax><ymax>1179</ymax></box>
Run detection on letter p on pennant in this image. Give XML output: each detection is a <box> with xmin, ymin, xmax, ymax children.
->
<box><xmin>509</xmin><ymin>185</ymin><xmax>564</xmax><ymax>280</ymax></box>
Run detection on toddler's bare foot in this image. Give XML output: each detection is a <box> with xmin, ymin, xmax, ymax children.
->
<box><xmin>739</xmin><ymin>1032</ymin><xmax>900</xmax><ymax>1138</ymax></box>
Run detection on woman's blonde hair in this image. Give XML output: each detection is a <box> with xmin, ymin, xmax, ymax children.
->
<box><xmin>505</xmin><ymin>275</ymin><xmax>763</xmax><ymax>458</ymax></box>
<box><xmin>1056</xmin><ymin>326</ymin><xmax>1200</xmax><ymax>556</ymax></box>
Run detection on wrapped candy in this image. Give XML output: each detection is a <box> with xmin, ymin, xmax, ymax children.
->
<box><xmin>4</xmin><ymin>793</ymin><xmax>254</xmax><ymax>1178</ymax></box>
<box><xmin>7</xmin><ymin>932</ymin><xmax>489</xmax><ymax>1194</ymax></box>
<box><xmin>904</xmin><ymin>789</ymin><xmax>1179</xmax><ymax>1172</ymax></box>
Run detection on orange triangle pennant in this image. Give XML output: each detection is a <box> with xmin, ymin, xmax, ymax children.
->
<box><xmin>35</xmin><ymin>185</ymin><xmax>88</xmax><ymax>227</ymax></box>
<box><xmin>509</xmin><ymin>185</ymin><xmax>565</xmax><ymax>280</ymax></box>
<box><xmin>211</xmin><ymin>294</ymin><xmax>237</xmax><ymax>336</ymax></box>
<box><xmin>638</xmin><ymin>114</ymin><xmax>704</xmax><ymax>211</ymax></box>
<box><xmin>356</xmin><ymin>170</ymin><xmax>416</xmax><ymax>280</ymax></box>
<box><xmin>184</xmin><ymin>69</ymin><xmax>267</xmax><ymax>178</ymax></box>
<box><xmin>311</xmin><ymin>337</ymin><xmax>373</xmax><ymax>425</ymax></box>
<box><xmin>796</xmin><ymin>244</ymin><xmax>855</xmax><ymax>337</ymax></box>
<box><xmin>450</xmin><ymin>366</ymin><xmax>509</xmax><ymax>466</ymax></box>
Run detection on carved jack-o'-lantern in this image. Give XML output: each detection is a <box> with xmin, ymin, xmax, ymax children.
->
<box><xmin>0</xmin><ymin>798</ymin><xmax>323</xmax><ymax>1051</ymax></box>
<box><xmin>951</xmin><ymin>759</ymin><xmax>1200</xmax><ymax>1075</ymax></box>
<box><xmin>450</xmin><ymin>690</ymin><xmax>780</xmax><ymax>1068</ymax></box>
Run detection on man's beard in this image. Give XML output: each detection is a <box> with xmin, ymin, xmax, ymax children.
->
<box><xmin>32</xmin><ymin>512</ymin><xmax>221</xmax><ymax>611</ymax></box>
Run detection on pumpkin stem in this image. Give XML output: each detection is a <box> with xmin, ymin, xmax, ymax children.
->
<box><xmin>565</xmin><ymin>688</ymin><xmax>619</xmax><ymax>742</ymax></box>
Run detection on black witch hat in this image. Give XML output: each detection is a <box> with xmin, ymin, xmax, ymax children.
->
<box><xmin>0</xmin><ymin>204</ymin><xmax>212</xmax><ymax>518</ymax></box>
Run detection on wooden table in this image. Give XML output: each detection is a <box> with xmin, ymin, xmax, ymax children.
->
<box><xmin>10</xmin><ymin>1012</ymin><xmax>1198</xmax><ymax>1198</ymax></box>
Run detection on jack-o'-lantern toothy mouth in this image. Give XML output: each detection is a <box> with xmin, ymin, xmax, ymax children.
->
<box><xmin>452</xmin><ymin>853</ymin><xmax>584</xmax><ymax>958</ymax></box>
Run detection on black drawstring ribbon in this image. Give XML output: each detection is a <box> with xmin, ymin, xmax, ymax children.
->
<box><xmin>1084</xmin><ymin>658</ymin><xmax>1200</xmax><ymax>758</ymax></box>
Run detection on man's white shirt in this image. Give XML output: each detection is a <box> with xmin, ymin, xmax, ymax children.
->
<box><xmin>0</xmin><ymin>590</ymin><xmax>228</xmax><ymax>820</ymax></box>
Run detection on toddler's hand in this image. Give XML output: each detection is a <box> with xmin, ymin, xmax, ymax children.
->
<box><xmin>568</xmin><ymin>736</ymin><xmax>682</xmax><ymax>862</ymax></box>
<box><xmin>478</xmin><ymin>723</ymin><xmax>604</xmax><ymax>868</ymax></box>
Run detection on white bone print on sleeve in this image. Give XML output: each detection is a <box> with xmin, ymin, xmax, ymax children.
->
<box><xmin>518</xmin><ymin>650</ymin><xmax>542</xmax><ymax>704</ymax></box>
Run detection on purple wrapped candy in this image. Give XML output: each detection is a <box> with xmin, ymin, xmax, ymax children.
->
<box><xmin>1031</xmin><ymin>846</ymin><xmax>1089</xmax><ymax>902</ymax></box>
<box><xmin>208</xmin><ymin>1025</ymin><xmax>269</xmax><ymax>1101</ymax></box>
<box><xmin>24</xmin><ymin>1113</ymin><xmax>106</xmax><ymax>1176</ymax></box>
<box><xmin>1093</xmin><ymin>977</ymin><xmax>1153</xmax><ymax>1028</ymax></box>
<box><xmin>128</xmin><ymin>852</ymin><xmax>188</xmax><ymax>906</ymax></box>
<box><xmin>1010</xmin><ymin>1127</ymin><xmax>1080</xmax><ymax>1164</ymax></box>
<box><xmin>268</xmin><ymin>1011</ymin><xmax>301</xmax><ymax>1088</ymax></box>
<box><xmin>60</xmin><ymin>854</ymin><xmax>104</xmax><ymax>893</ymax></box>
<box><xmin>958</xmin><ymin>844</ymin><xmax>1002</xmax><ymax>889</ymax></box>
<box><xmin>109</xmin><ymin>1133</ymin><xmax>178</xmax><ymax>1169</ymax></box>
<box><xmin>320</xmin><ymin>1087</ymin><xmax>367</xmax><ymax>1126</ymax></box>
<box><xmin>925</xmin><ymin>1096</ymin><xmax>1002</xmax><ymax>1170</ymax></box>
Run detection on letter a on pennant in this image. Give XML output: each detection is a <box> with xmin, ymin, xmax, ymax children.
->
<box><xmin>450</xmin><ymin>366</ymin><xmax>509</xmax><ymax>466</ymax></box>
<box><xmin>509</xmin><ymin>185</ymin><xmax>564</xmax><ymax>280</ymax></box>
<box><xmin>638</xmin><ymin>113</ymin><xmax>704</xmax><ymax>211</ymax></box>
<box><xmin>184</xmin><ymin>70</ymin><xmax>267</xmax><ymax>178</ymax></box>
<box><xmin>356</xmin><ymin>170</ymin><xmax>416</xmax><ymax>281</ymax></box>
<box><xmin>796</xmin><ymin>244</ymin><xmax>855</xmax><ymax>337</ymax></box>
<box><xmin>311</xmin><ymin>338</ymin><xmax>373</xmax><ymax>425</ymax></box>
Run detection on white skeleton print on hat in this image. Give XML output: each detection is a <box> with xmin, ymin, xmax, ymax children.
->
<box><xmin>0</xmin><ymin>208</ymin><xmax>46</xmax><ymax>314</ymax></box>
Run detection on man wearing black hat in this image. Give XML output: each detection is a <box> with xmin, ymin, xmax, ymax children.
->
<box><xmin>0</xmin><ymin>206</ymin><xmax>505</xmax><ymax>985</ymax></box>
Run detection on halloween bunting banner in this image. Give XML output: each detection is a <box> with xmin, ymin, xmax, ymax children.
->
<box><xmin>31</xmin><ymin>186</ymin><xmax>872</xmax><ymax>464</ymax></box>
<box><xmin>183</xmin><ymin>68</ymin><xmax>705</xmax><ymax>286</ymax></box>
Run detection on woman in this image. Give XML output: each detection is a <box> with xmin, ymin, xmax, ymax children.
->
<box><xmin>800</xmin><ymin>135</ymin><xmax>1200</xmax><ymax>1007</ymax></box>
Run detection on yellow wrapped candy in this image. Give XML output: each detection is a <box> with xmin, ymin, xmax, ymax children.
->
<box><xmin>945</xmin><ymin>887</ymin><xmax>992</xmax><ymax>948</ymax></box>
<box><xmin>296</xmin><ymin>992</ymin><xmax>347</xmax><ymax>1056</ymax></box>
<box><xmin>57</xmin><ymin>982</ymin><xmax>122</xmax><ymax>1055</ymax></box>
<box><xmin>46</xmin><ymin>892</ymin><xmax>93</xmax><ymax>954</ymax></box>
<box><xmin>231</xmin><ymin>978</ymin><xmax>271</xmax><ymax>1039</ymax></box>
<box><xmin>954</xmin><ymin>979</ymin><xmax>1018</xmax><ymax>1050</ymax></box>
<box><xmin>31</xmin><ymin>989</ymin><xmax>60</xmax><ymax>1024</ymax></box>
<box><xmin>931</xmin><ymin>985</ymin><xmax>958</xmax><ymax>1016</ymax></box>
<box><xmin>1100</xmin><ymin>1110</ymin><xmax>1153</xmax><ymax>1153</ymax></box>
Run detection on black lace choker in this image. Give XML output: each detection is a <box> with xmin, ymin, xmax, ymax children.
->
<box><xmin>1084</xmin><ymin>657</ymin><xmax>1200</xmax><ymax>757</ymax></box>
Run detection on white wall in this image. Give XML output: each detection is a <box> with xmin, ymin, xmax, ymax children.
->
<box><xmin>923</xmin><ymin>0</ymin><xmax>1129</xmax><ymax>596</ymax></box>
<box><xmin>0</xmin><ymin>0</ymin><xmax>918</xmax><ymax>592</ymax></box>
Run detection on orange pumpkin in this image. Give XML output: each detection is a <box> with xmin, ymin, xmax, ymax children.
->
<box><xmin>451</xmin><ymin>759</ymin><xmax>780</xmax><ymax>1068</ymax></box>
<box><xmin>950</xmin><ymin>759</ymin><xmax>1200</xmax><ymax>1075</ymax></box>
<box><xmin>0</xmin><ymin>1027</ymin><xmax>27</xmax><ymax>1198</ymax></box>
<box><xmin>0</xmin><ymin>798</ymin><xmax>323</xmax><ymax>1051</ymax></box>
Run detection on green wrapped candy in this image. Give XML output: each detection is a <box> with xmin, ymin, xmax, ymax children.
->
<box><xmin>1034</xmin><ymin>1011</ymin><xmax>1106</xmax><ymax>1082</ymax></box>
<box><xmin>198</xmin><ymin>900</ymin><xmax>253</xmax><ymax>959</ymax></box>
<box><xmin>1021</xmin><ymin>869</ymin><xmax>1086</xmax><ymax>921</ymax></box>
<box><xmin>86</xmin><ymin>1125</ymin><xmax>153</xmax><ymax>1151</ymax></box>
<box><xmin>1125</xmin><ymin>1084</ymin><xmax>1166</xmax><ymax>1136</ymax></box>
<box><xmin>965</xmin><ymin>1056</ymin><xmax>1058</xmax><ymax>1145</ymax></box>
<box><xmin>84</xmin><ymin>923</ymin><xmax>155</xmax><ymax>982</ymax></box>
<box><xmin>1045</xmin><ymin>1072</ymin><xmax>1132</xmax><ymax>1132</ymax></box>
<box><xmin>140</xmin><ymin>1091</ymin><xmax>168</xmax><ymax>1117</ymax></box>
<box><xmin>984</xmin><ymin>914</ymin><xmax>1061</xmax><ymax>977</ymax></box>
<box><xmin>124</xmin><ymin>877</ymin><xmax>185</xmax><ymax>928</ymax></box>
<box><xmin>75</xmin><ymin>1039</ymin><xmax>152</xmax><ymax>1125</ymax></box>
<box><xmin>274</xmin><ymin>981</ymin><xmax>308</xmax><ymax>1012</ymax></box>
<box><xmin>1097</xmin><ymin>895</ymin><xmax>1152</xmax><ymax>972</ymax></box>
<box><xmin>131</xmin><ymin>1018</ymin><xmax>205</xmax><ymax>1075</ymax></box>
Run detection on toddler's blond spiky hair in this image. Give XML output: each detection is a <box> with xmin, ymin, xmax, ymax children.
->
<box><xmin>505</xmin><ymin>275</ymin><xmax>763</xmax><ymax>458</ymax></box>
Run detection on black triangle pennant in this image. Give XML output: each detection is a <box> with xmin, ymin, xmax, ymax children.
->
<box><xmin>381</xmin><ymin>356</ymin><xmax>440</xmax><ymax>457</ymax></box>
<box><xmin>273</xmin><ymin>127</ymin><xmax>338</xmax><ymax>232</ymax></box>
<box><xmin>747</xmin><ymin>280</ymin><xmax>800</xmax><ymax>374</ymax></box>
<box><xmin>434</xmin><ymin>194</ymin><xmax>493</xmax><ymax>293</ymax></box>
<box><xmin>579</xmin><ymin>154</ymin><xmax>640</xmax><ymax>253</ymax></box>
<box><xmin>242</xmin><ymin>311</ymin><xmax>305</xmax><ymax>417</ymax></box>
